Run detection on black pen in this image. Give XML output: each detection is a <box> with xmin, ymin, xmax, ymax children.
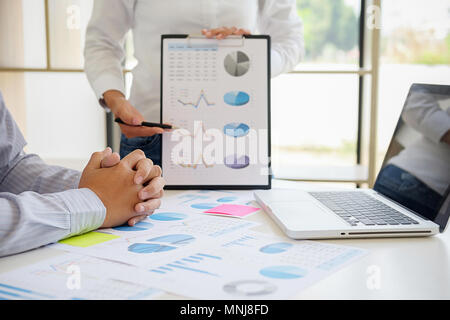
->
<box><xmin>114</xmin><ymin>117</ymin><xmax>175</xmax><ymax>129</ymax></box>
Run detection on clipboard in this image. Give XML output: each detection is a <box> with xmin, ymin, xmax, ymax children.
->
<box><xmin>160</xmin><ymin>34</ymin><xmax>271</xmax><ymax>190</ymax></box>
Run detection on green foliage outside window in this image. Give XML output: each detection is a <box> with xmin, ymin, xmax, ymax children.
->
<box><xmin>296</xmin><ymin>0</ymin><xmax>359</xmax><ymax>63</ymax></box>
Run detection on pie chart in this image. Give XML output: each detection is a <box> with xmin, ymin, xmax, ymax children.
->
<box><xmin>191</xmin><ymin>203</ymin><xmax>218</xmax><ymax>210</ymax></box>
<box><xmin>147</xmin><ymin>234</ymin><xmax>195</xmax><ymax>245</ymax></box>
<box><xmin>217</xmin><ymin>196</ymin><xmax>238</xmax><ymax>202</ymax></box>
<box><xmin>224</xmin><ymin>91</ymin><xmax>250</xmax><ymax>106</ymax></box>
<box><xmin>224</xmin><ymin>51</ymin><xmax>250</xmax><ymax>77</ymax></box>
<box><xmin>113</xmin><ymin>221</ymin><xmax>153</xmax><ymax>232</ymax></box>
<box><xmin>259</xmin><ymin>242</ymin><xmax>293</xmax><ymax>254</ymax></box>
<box><xmin>149</xmin><ymin>212</ymin><xmax>187</xmax><ymax>221</ymax></box>
<box><xmin>259</xmin><ymin>265</ymin><xmax>307</xmax><ymax>279</ymax></box>
<box><xmin>223</xmin><ymin>123</ymin><xmax>250</xmax><ymax>138</ymax></box>
<box><xmin>224</xmin><ymin>154</ymin><xmax>250</xmax><ymax>169</ymax></box>
<box><xmin>128</xmin><ymin>243</ymin><xmax>176</xmax><ymax>253</ymax></box>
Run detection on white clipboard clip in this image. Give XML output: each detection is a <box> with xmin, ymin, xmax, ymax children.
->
<box><xmin>186</xmin><ymin>34</ymin><xmax>245</xmax><ymax>48</ymax></box>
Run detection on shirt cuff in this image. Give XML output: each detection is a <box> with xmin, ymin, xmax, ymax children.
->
<box><xmin>91</xmin><ymin>73</ymin><xmax>126</xmax><ymax>101</ymax></box>
<box><xmin>271</xmin><ymin>49</ymin><xmax>283</xmax><ymax>78</ymax></box>
<box><xmin>57</xmin><ymin>188</ymin><xmax>106</xmax><ymax>238</ymax></box>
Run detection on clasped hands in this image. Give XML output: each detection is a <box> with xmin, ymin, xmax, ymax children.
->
<box><xmin>78</xmin><ymin>148</ymin><xmax>165</xmax><ymax>228</ymax></box>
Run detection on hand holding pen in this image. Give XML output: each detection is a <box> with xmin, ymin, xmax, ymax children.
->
<box><xmin>114</xmin><ymin>118</ymin><xmax>176</xmax><ymax>130</ymax></box>
<box><xmin>103</xmin><ymin>90</ymin><xmax>173</xmax><ymax>138</ymax></box>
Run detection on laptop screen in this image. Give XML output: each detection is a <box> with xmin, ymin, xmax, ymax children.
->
<box><xmin>373</xmin><ymin>84</ymin><xmax>450</xmax><ymax>232</ymax></box>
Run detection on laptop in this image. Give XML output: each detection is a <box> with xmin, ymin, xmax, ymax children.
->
<box><xmin>255</xmin><ymin>83</ymin><xmax>450</xmax><ymax>239</ymax></box>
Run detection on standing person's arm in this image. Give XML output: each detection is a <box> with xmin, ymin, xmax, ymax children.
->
<box><xmin>84</xmin><ymin>0</ymin><xmax>133</xmax><ymax>108</ymax></box>
<box><xmin>84</xmin><ymin>0</ymin><xmax>163</xmax><ymax>137</ymax></box>
<box><xmin>258</xmin><ymin>0</ymin><xmax>304</xmax><ymax>77</ymax></box>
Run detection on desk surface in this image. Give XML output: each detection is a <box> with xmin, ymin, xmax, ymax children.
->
<box><xmin>1</xmin><ymin>180</ymin><xmax>449</xmax><ymax>299</ymax></box>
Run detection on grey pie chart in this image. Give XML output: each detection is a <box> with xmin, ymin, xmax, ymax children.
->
<box><xmin>224</xmin><ymin>51</ymin><xmax>250</xmax><ymax>77</ymax></box>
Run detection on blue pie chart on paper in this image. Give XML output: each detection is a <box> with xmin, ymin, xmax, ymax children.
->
<box><xmin>259</xmin><ymin>242</ymin><xmax>293</xmax><ymax>254</ymax></box>
<box><xmin>223</xmin><ymin>123</ymin><xmax>250</xmax><ymax>138</ymax></box>
<box><xmin>224</xmin><ymin>91</ymin><xmax>250</xmax><ymax>106</ymax></box>
<box><xmin>260</xmin><ymin>266</ymin><xmax>307</xmax><ymax>279</ymax></box>
<box><xmin>217</xmin><ymin>196</ymin><xmax>238</xmax><ymax>203</ymax></box>
<box><xmin>149</xmin><ymin>212</ymin><xmax>187</xmax><ymax>221</ymax></box>
<box><xmin>147</xmin><ymin>234</ymin><xmax>195</xmax><ymax>245</ymax></box>
<box><xmin>113</xmin><ymin>221</ymin><xmax>153</xmax><ymax>232</ymax></box>
<box><xmin>128</xmin><ymin>243</ymin><xmax>176</xmax><ymax>254</ymax></box>
<box><xmin>191</xmin><ymin>203</ymin><xmax>218</xmax><ymax>210</ymax></box>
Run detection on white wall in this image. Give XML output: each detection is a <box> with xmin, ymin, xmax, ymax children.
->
<box><xmin>24</xmin><ymin>72</ymin><xmax>106</xmax><ymax>164</ymax></box>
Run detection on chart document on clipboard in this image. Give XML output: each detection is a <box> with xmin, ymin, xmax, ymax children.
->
<box><xmin>160</xmin><ymin>34</ymin><xmax>271</xmax><ymax>189</ymax></box>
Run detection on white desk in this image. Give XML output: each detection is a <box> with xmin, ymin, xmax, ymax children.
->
<box><xmin>1</xmin><ymin>180</ymin><xmax>449</xmax><ymax>299</ymax></box>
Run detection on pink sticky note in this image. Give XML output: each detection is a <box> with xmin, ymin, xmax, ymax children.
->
<box><xmin>204</xmin><ymin>204</ymin><xmax>260</xmax><ymax>218</ymax></box>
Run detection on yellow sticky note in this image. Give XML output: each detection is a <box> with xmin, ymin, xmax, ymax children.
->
<box><xmin>59</xmin><ymin>231</ymin><xmax>120</xmax><ymax>248</ymax></box>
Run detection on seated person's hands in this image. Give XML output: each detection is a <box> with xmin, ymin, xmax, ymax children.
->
<box><xmin>202</xmin><ymin>27</ymin><xmax>251</xmax><ymax>39</ymax></box>
<box><xmin>129</xmin><ymin>153</ymin><xmax>165</xmax><ymax>226</ymax></box>
<box><xmin>100</xmin><ymin>148</ymin><xmax>164</xmax><ymax>226</ymax></box>
<box><xmin>78</xmin><ymin>149</ymin><xmax>165</xmax><ymax>228</ymax></box>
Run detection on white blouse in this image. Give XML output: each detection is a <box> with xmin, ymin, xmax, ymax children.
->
<box><xmin>84</xmin><ymin>0</ymin><xmax>304</xmax><ymax>121</ymax></box>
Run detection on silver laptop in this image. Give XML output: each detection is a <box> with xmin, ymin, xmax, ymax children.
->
<box><xmin>255</xmin><ymin>83</ymin><xmax>450</xmax><ymax>239</ymax></box>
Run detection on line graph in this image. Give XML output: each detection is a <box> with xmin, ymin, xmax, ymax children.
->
<box><xmin>177</xmin><ymin>90</ymin><xmax>215</xmax><ymax>109</ymax></box>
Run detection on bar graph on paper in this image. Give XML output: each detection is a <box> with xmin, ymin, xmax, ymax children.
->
<box><xmin>0</xmin><ymin>254</ymin><xmax>162</xmax><ymax>300</ymax></box>
<box><xmin>150</xmin><ymin>253</ymin><xmax>222</xmax><ymax>277</ymax></box>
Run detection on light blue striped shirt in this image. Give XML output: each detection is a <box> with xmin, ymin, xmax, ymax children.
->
<box><xmin>0</xmin><ymin>92</ymin><xmax>106</xmax><ymax>257</ymax></box>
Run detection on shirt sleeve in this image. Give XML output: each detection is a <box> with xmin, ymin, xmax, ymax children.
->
<box><xmin>1</xmin><ymin>152</ymin><xmax>81</xmax><ymax>195</ymax></box>
<box><xmin>0</xmin><ymin>93</ymin><xmax>106</xmax><ymax>257</ymax></box>
<box><xmin>401</xmin><ymin>89</ymin><xmax>450</xmax><ymax>144</ymax></box>
<box><xmin>0</xmin><ymin>189</ymin><xmax>106</xmax><ymax>257</ymax></box>
<box><xmin>258</xmin><ymin>0</ymin><xmax>305</xmax><ymax>77</ymax></box>
<box><xmin>84</xmin><ymin>0</ymin><xmax>136</xmax><ymax>100</ymax></box>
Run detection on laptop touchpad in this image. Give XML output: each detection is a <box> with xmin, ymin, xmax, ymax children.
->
<box><xmin>269</xmin><ymin>202</ymin><xmax>344</xmax><ymax>229</ymax></box>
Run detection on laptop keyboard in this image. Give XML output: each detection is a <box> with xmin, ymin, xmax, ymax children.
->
<box><xmin>309</xmin><ymin>192</ymin><xmax>419</xmax><ymax>226</ymax></box>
